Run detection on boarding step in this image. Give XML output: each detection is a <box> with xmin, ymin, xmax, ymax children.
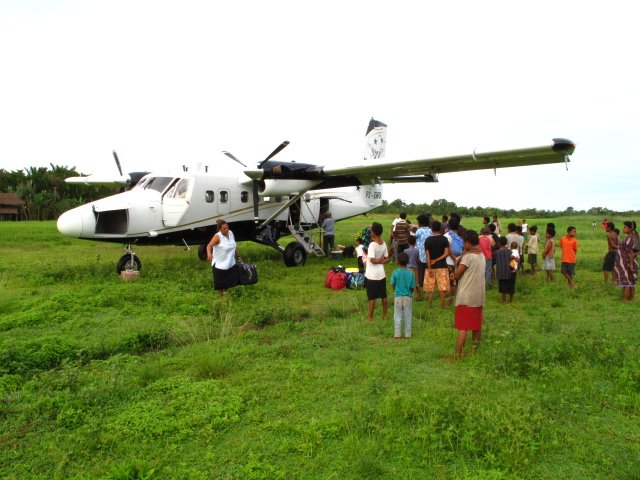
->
<box><xmin>287</xmin><ymin>225</ymin><xmax>325</xmax><ymax>256</ymax></box>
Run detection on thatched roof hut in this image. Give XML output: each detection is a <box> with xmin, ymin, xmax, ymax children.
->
<box><xmin>0</xmin><ymin>193</ymin><xmax>26</xmax><ymax>221</ymax></box>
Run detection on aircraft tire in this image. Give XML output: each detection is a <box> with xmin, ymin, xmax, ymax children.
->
<box><xmin>283</xmin><ymin>242</ymin><xmax>306</xmax><ymax>267</ymax></box>
<box><xmin>198</xmin><ymin>243</ymin><xmax>208</xmax><ymax>261</ymax></box>
<box><xmin>117</xmin><ymin>254</ymin><xmax>142</xmax><ymax>274</ymax></box>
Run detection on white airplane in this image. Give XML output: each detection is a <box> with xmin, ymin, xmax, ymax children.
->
<box><xmin>57</xmin><ymin>118</ymin><xmax>576</xmax><ymax>272</ymax></box>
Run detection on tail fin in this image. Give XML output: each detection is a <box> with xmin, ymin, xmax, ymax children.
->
<box><xmin>363</xmin><ymin>118</ymin><xmax>387</xmax><ymax>161</ymax></box>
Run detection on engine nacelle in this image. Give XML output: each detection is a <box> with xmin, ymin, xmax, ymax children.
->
<box><xmin>258</xmin><ymin>179</ymin><xmax>321</xmax><ymax>196</ymax></box>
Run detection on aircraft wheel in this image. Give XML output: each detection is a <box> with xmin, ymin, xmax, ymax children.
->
<box><xmin>198</xmin><ymin>244</ymin><xmax>208</xmax><ymax>261</ymax></box>
<box><xmin>117</xmin><ymin>254</ymin><xmax>142</xmax><ymax>274</ymax></box>
<box><xmin>283</xmin><ymin>242</ymin><xmax>307</xmax><ymax>267</ymax></box>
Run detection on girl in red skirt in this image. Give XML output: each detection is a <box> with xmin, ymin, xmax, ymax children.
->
<box><xmin>448</xmin><ymin>230</ymin><xmax>486</xmax><ymax>358</ymax></box>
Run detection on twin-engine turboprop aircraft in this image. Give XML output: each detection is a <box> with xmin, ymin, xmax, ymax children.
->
<box><xmin>57</xmin><ymin>118</ymin><xmax>576</xmax><ymax>272</ymax></box>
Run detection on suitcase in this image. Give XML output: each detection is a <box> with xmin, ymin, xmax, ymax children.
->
<box><xmin>236</xmin><ymin>262</ymin><xmax>258</xmax><ymax>285</ymax></box>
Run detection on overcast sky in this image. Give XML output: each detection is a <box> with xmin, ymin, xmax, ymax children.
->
<box><xmin>1</xmin><ymin>1</ymin><xmax>638</xmax><ymax>212</ymax></box>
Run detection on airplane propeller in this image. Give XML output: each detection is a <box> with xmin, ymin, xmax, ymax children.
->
<box><xmin>222</xmin><ymin>140</ymin><xmax>291</xmax><ymax>228</ymax></box>
<box><xmin>258</xmin><ymin>140</ymin><xmax>290</xmax><ymax>168</ymax></box>
<box><xmin>113</xmin><ymin>151</ymin><xmax>124</xmax><ymax>177</ymax></box>
<box><xmin>222</xmin><ymin>151</ymin><xmax>247</xmax><ymax>168</ymax></box>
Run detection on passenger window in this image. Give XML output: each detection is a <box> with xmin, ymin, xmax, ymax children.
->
<box><xmin>205</xmin><ymin>190</ymin><xmax>214</xmax><ymax>203</ymax></box>
<box><xmin>241</xmin><ymin>191</ymin><xmax>249</xmax><ymax>203</ymax></box>
<box><xmin>220</xmin><ymin>191</ymin><xmax>229</xmax><ymax>203</ymax></box>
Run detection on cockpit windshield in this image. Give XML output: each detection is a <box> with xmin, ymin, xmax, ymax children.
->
<box><xmin>136</xmin><ymin>176</ymin><xmax>174</xmax><ymax>193</ymax></box>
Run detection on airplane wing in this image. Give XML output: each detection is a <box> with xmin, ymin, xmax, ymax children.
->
<box><xmin>322</xmin><ymin>138</ymin><xmax>575</xmax><ymax>180</ymax></box>
<box><xmin>244</xmin><ymin>138</ymin><xmax>575</xmax><ymax>188</ymax></box>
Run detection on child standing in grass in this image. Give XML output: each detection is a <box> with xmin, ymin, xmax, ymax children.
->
<box><xmin>447</xmin><ymin>230</ymin><xmax>486</xmax><ymax>358</ymax></box>
<box><xmin>559</xmin><ymin>226</ymin><xmax>579</xmax><ymax>289</ymax></box>
<box><xmin>390</xmin><ymin>252</ymin><xmax>415</xmax><ymax>339</ymax></box>
<box><xmin>526</xmin><ymin>225</ymin><xmax>538</xmax><ymax>274</ymax></box>
<box><xmin>479</xmin><ymin>227</ymin><xmax>494</xmax><ymax>287</ymax></box>
<box><xmin>541</xmin><ymin>227</ymin><xmax>556</xmax><ymax>282</ymax></box>
<box><xmin>405</xmin><ymin>235</ymin><xmax>422</xmax><ymax>300</ymax></box>
<box><xmin>365</xmin><ymin>222</ymin><xmax>389</xmax><ymax>321</ymax></box>
<box><xmin>355</xmin><ymin>238</ymin><xmax>367</xmax><ymax>273</ymax></box>
<box><xmin>495</xmin><ymin>237</ymin><xmax>516</xmax><ymax>303</ymax></box>
<box><xmin>510</xmin><ymin>241</ymin><xmax>520</xmax><ymax>272</ymax></box>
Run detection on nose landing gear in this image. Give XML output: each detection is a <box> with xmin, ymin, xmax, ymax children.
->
<box><xmin>117</xmin><ymin>245</ymin><xmax>142</xmax><ymax>274</ymax></box>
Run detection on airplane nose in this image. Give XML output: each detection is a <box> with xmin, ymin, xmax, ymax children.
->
<box><xmin>57</xmin><ymin>210</ymin><xmax>84</xmax><ymax>237</ymax></box>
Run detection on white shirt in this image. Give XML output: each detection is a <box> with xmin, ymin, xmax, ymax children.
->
<box><xmin>391</xmin><ymin>217</ymin><xmax>401</xmax><ymax>234</ymax></box>
<box><xmin>443</xmin><ymin>232</ymin><xmax>455</xmax><ymax>266</ymax></box>
<box><xmin>365</xmin><ymin>241</ymin><xmax>388</xmax><ymax>280</ymax></box>
<box><xmin>211</xmin><ymin>231</ymin><xmax>237</xmax><ymax>270</ymax></box>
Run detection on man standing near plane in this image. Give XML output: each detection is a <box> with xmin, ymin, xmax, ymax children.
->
<box><xmin>394</xmin><ymin>212</ymin><xmax>411</xmax><ymax>254</ymax></box>
<box><xmin>322</xmin><ymin>211</ymin><xmax>336</xmax><ymax>254</ymax></box>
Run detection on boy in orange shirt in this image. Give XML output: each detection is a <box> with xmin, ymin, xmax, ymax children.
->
<box><xmin>558</xmin><ymin>226</ymin><xmax>578</xmax><ymax>289</ymax></box>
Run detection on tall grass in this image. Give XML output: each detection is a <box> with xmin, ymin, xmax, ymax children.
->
<box><xmin>1</xmin><ymin>216</ymin><xmax>639</xmax><ymax>479</ymax></box>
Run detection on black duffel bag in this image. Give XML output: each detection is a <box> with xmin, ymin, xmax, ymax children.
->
<box><xmin>236</xmin><ymin>262</ymin><xmax>258</xmax><ymax>285</ymax></box>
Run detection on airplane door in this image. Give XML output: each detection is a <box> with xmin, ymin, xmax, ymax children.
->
<box><xmin>162</xmin><ymin>178</ymin><xmax>192</xmax><ymax>227</ymax></box>
<box><xmin>218</xmin><ymin>189</ymin><xmax>230</xmax><ymax>216</ymax></box>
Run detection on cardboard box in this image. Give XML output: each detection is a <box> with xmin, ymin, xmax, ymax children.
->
<box><xmin>121</xmin><ymin>270</ymin><xmax>140</xmax><ymax>280</ymax></box>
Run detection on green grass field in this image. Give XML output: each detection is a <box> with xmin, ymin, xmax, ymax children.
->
<box><xmin>1</xmin><ymin>216</ymin><xmax>639</xmax><ymax>479</ymax></box>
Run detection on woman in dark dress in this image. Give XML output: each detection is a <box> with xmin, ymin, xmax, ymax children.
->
<box><xmin>613</xmin><ymin>221</ymin><xmax>639</xmax><ymax>302</ymax></box>
<box><xmin>206</xmin><ymin>219</ymin><xmax>242</xmax><ymax>297</ymax></box>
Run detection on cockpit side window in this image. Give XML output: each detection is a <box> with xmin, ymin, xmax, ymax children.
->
<box><xmin>167</xmin><ymin>178</ymin><xmax>191</xmax><ymax>199</ymax></box>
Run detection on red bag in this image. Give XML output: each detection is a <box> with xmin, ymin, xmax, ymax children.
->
<box><xmin>325</xmin><ymin>267</ymin><xmax>348</xmax><ymax>290</ymax></box>
<box><xmin>330</xmin><ymin>272</ymin><xmax>348</xmax><ymax>291</ymax></box>
<box><xmin>325</xmin><ymin>268</ymin><xmax>336</xmax><ymax>288</ymax></box>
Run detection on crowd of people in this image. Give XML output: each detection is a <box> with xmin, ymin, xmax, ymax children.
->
<box><xmin>207</xmin><ymin>212</ymin><xmax>638</xmax><ymax>358</ymax></box>
<box><xmin>355</xmin><ymin>212</ymin><xmax>639</xmax><ymax>358</ymax></box>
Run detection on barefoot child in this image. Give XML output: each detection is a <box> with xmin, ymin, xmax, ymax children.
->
<box><xmin>559</xmin><ymin>226</ymin><xmax>578</xmax><ymax>289</ymax></box>
<box><xmin>449</xmin><ymin>230</ymin><xmax>486</xmax><ymax>357</ymax></box>
<box><xmin>603</xmin><ymin>221</ymin><xmax>618</xmax><ymax>286</ymax></box>
<box><xmin>365</xmin><ymin>222</ymin><xmax>390</xmax><ymax>321</ymax></box>
<box><xmin>526</xmin><ymin>225</ymin><xmax>539</xmax><ymax>274</ymax></box>
<box><xmin>541</xmin><ymin>227</ymin><xmax>556</xmax><ymax>282</ymax></box>
<box><xmin>424</xmin><ymin>220</ymin><xmax>451</xmax><ymax>309</ymax></box>
<box><xmin>495</xmin><ymin>237</ymin><xmax>516</xmax><ymax>303</ymax></box>
<box><xmin>405</xmin><ymin>235</ymin><xmax>422</xmax><ymax>300</ymax></box>
<box><xmin>390</xmin><ymin>252</ymin><xmax>415</xmax><ymax>338</ymax></box>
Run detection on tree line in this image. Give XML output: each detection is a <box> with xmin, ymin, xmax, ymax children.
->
<box><xmin>0</xmin><ymin>166</ymin><xmax>118</xmax><ymax>221</ymax></box>
<box><xmin>374</xmin><ymin>198</ymin><xmax>639</xmax><ymax>218</ymax></box>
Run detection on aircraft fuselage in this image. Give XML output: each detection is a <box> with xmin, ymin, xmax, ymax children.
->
<box><xmin>57</xmin><ymin>169</ymin><xmax>383</xmax><ymax>247</ymax></box>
